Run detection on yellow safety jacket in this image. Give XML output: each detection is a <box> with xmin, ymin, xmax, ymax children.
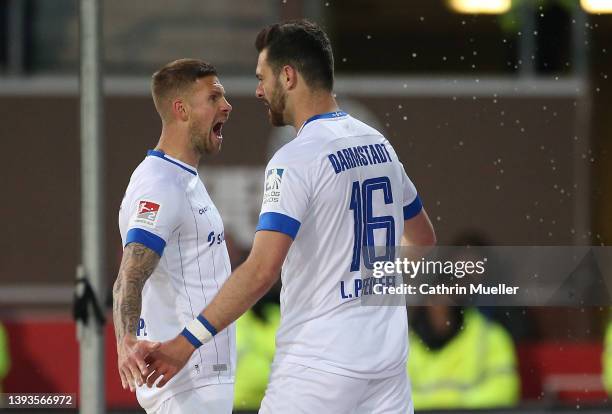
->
<box><xmin>408</xmin><ymin>308</ymin><xmax>520</xmax><ymax>409</ymax></box>
<box><xmin>603</xmin><ymin>321</ymin><xmax>612</xmax><ymax>394</ymax></box>
<box><xmin>234</xmin><ymin>305</ymin><xmax>280</xmax><ymax>410</ymax></box>
<box><xmin>0</xmin><ymin>323</ymin><xmax>10</xmax><ymax>393</ymax></box>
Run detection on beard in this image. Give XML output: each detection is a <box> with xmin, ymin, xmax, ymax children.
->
<box><xmin>267</xmin><ymin>81</ymin><xmax>287</xmax><ymax>127</ymax></box>
<box><xmin>189</xmin><ymin>121</ymin><xmax>217</xmax><ymax>156</ymax></box>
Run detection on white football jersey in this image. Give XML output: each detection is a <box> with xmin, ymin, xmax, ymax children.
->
<box><xmin>118</xmin><ymin>150</ymin><xmax>236</xmax><ymax>412</ymax></box>
<box><xmin>256</xmin><ymin>112</ymin><xmax>422</xmax><ymax>379</ymax></box>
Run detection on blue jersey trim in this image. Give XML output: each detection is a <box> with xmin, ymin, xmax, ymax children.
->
<box><xmin>256</xmin><ymin>212</ymin><xmax>301</xmax><ymax>239</ymax></box>
<box><xmin>147</xmin><ymin>149</ymin><xmax>197</xmax><ymax>175</ymax></box>
<box><xmin>125</xmin><ymin>228</ymin><xmax>166</xmax><ymax>256</ymax></box>
<box><xmin>303</xmin><ymin>111</ymin><xmax>348</xmax><ymax>128</ymax></box>
<box><xmin>180</xmin><ymin>328</ymin><xmax>203</xmax><ymax>349</ymax></box>
<box><xmin>403</xmin><ymin>196</ymin><xmax>423</xmax><ymax>220</ymax></box>
<box><xmin>197</xmin><ymin>314</ymin><xmax>218</xmax><ymax>336</ymax></box>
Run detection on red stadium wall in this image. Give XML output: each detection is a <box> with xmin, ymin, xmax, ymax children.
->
<box><xmin>517</xmin><ymin>342</ymin><xmax>608</xmax><ymax>402</ymax></box>
<box><xmin>3</xmin><ymin>319</ymin><xmax>139</xmax><ymax>408</ymax></box>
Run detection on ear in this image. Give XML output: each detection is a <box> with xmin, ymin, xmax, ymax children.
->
<box><xmin>280</xmin><ymin>65</ymin><xmax>298</xmax><ymax>91</ymax></box>
<box><xmin>171</xmin><ymin>99</ymin><xmax>189</xmax><ymax>122</ymax></box>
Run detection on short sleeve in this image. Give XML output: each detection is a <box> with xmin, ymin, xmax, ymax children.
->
<box><xmin>124</xmin><ymin>183</ymin><xmax>183</xmax><ymax>256</ymax></box>
<box><xmin>255</xmin><ymin>162</ymin><xmax>310</xmax><ymax>240</ymax></box>
<box><xmin>401</xmin><ymin>166</ymin><xmax>423</xmax><ymax>220</ymax></box>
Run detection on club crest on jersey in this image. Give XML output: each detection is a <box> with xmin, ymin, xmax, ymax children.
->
<box><xmin>135</xmin><ymin>200</ymin><xmax>161</xmax><ymax>226</ymax></box>
<box><xmin>263</xmin><ymin>168</ymin><xmax>284</xmax><ymax>204</ymax></box>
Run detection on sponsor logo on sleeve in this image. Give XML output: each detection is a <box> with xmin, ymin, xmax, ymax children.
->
<box><xmin>134</xmin><ymin>200</ymin><xmax>161</xmax><ymax>227</ymax></box>
<box><xmin>263</xmin><ymin>168</ymin><xmax>284</xmax><ymax>204</ymax></box>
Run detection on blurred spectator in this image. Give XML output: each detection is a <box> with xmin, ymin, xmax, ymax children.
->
<box><xmin>233</xmin><ymin>292</ymin><xmax>280</xmax><ymax>410</ymax></box>
<box><xmin>226</xmin><ymin>227</ymin><xmax>280</xmax><ymax>410</ymax></box>
<box><xmin>0</xmin><ymin>322</ymin><xmax>10</xmax><ymax>392</ymax></box>
<box><xmin>225</xmin><ymin>229</ymin><xmax>282</xmax><ymax>409</ymax></box>
<box><xmin>452</xmin><ymin>230</ymin><xmax>533</xmax><ymax>340</ymax></box>
<box><xmin>603</xmin><ymin>316</ymin><xmax>612</xmax><ymax>394</ymax></box>
<box><xmin>408</xmin><ymin>306</ymin><xmax>520</xmax><ymax>409</ymax></box>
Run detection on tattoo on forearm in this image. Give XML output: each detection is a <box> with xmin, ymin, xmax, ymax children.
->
<box><xmin>113</xmin><ymin>243</ymin><xmax>160</xmax><ymax>342</ymax></box>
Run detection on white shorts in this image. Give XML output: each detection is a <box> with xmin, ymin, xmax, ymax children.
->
<box><xmin>259</xmin><ymin>362</ymin><xmax>413</xmax><ymax>414</ymax></box>
<box><xmin>149</xmin><ymin>383</ymin><xmax>234</xmax><ymax>414</ymax></box>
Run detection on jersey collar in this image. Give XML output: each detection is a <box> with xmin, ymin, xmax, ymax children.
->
<box><xmin>297</xmin><ymin>110</ymin><xmax>348</xmax><ymax>136</ymax></box>
<box><xmin>147</xmin><ymin>150</ymin><xmax>198</xmax><ymax>176</ymax></box>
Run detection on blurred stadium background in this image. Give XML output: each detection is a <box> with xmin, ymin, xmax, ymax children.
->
<box><xmin>1</xmin><ymin>0</ymin><xmax>612</xmax><ymax>412</ymax></box>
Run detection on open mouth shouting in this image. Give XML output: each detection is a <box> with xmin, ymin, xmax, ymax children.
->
<box><xmin>212</xmin><ymin>120</ymin><xmax>225</xmax><ymax>141</ymax></box>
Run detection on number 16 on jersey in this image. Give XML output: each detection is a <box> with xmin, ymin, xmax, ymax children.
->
<box><xmin>349</xmin><ymin>176</ymin><xmax>395</xmax><ymax>272</ymax></box>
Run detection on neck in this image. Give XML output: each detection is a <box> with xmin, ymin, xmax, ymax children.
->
<box><xmin>290</xmin><ymin>90</ymin><xmax>339</xmax><ymax>132</ymax></box>
<box><xmin>155</xmin><ymin>123</ymin><xmax>200</xmax><ymax>168</ymax></box>
<box><xmin>428</xmin><ymin>306</ymin><xmax>453</xmax><ymax>336</ymax></box>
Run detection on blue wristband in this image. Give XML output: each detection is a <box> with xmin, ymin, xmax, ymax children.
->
<box><xmin>180</xmin><ymin>328</ymin><xmax>203</xmax><ymax>349</ymax></box>
<box><xmin>180</xmin><ymin>315</ymin><xmax>217</xmax><ymax>349</ymax></box>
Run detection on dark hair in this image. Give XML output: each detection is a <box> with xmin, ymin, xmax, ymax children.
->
<box><xmin>255</xmin><ymin>20</ymin><xmax>334</xmax><ymax>91</ymax></box>
<box><xmin>151</xmin><ymin>58</ymin><xmax>217</xmax><ymax>119</ymax></box>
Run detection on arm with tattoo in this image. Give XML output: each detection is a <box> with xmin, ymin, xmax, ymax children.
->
<box><xmin>113</xmin><ymin>242</ymin><xmax>160</xmax><ymax>341</ymax></box>
<box><xmin>113</xmin><ymin>242</ymin><xmax>161</xmax><ymax>391</ymax></box>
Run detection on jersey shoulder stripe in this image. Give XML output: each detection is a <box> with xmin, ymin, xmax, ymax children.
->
<box><xmin>403</xmin><ymin>195</ymin><xmax>423</xmax><ymax>220</ymax></box>
<box><xmin>256</xmin><ymin>212</ymin><xmax>301</xmax><ymax>239</ymax></box>
<box><xmin>125</xmin><ymin>228</ymin><xmax>166</xmax><ymax>255</ymax></box>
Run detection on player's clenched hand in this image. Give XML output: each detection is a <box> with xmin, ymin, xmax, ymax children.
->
<box><xmin>145</xmin><ymin>335</ymin><xmax>195</xmax><ymax>388</ymax></box>
<box><xmin>117</xmin><ymin>335</ymin><xmax>160</xmax><ymax>392</ymax></box>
